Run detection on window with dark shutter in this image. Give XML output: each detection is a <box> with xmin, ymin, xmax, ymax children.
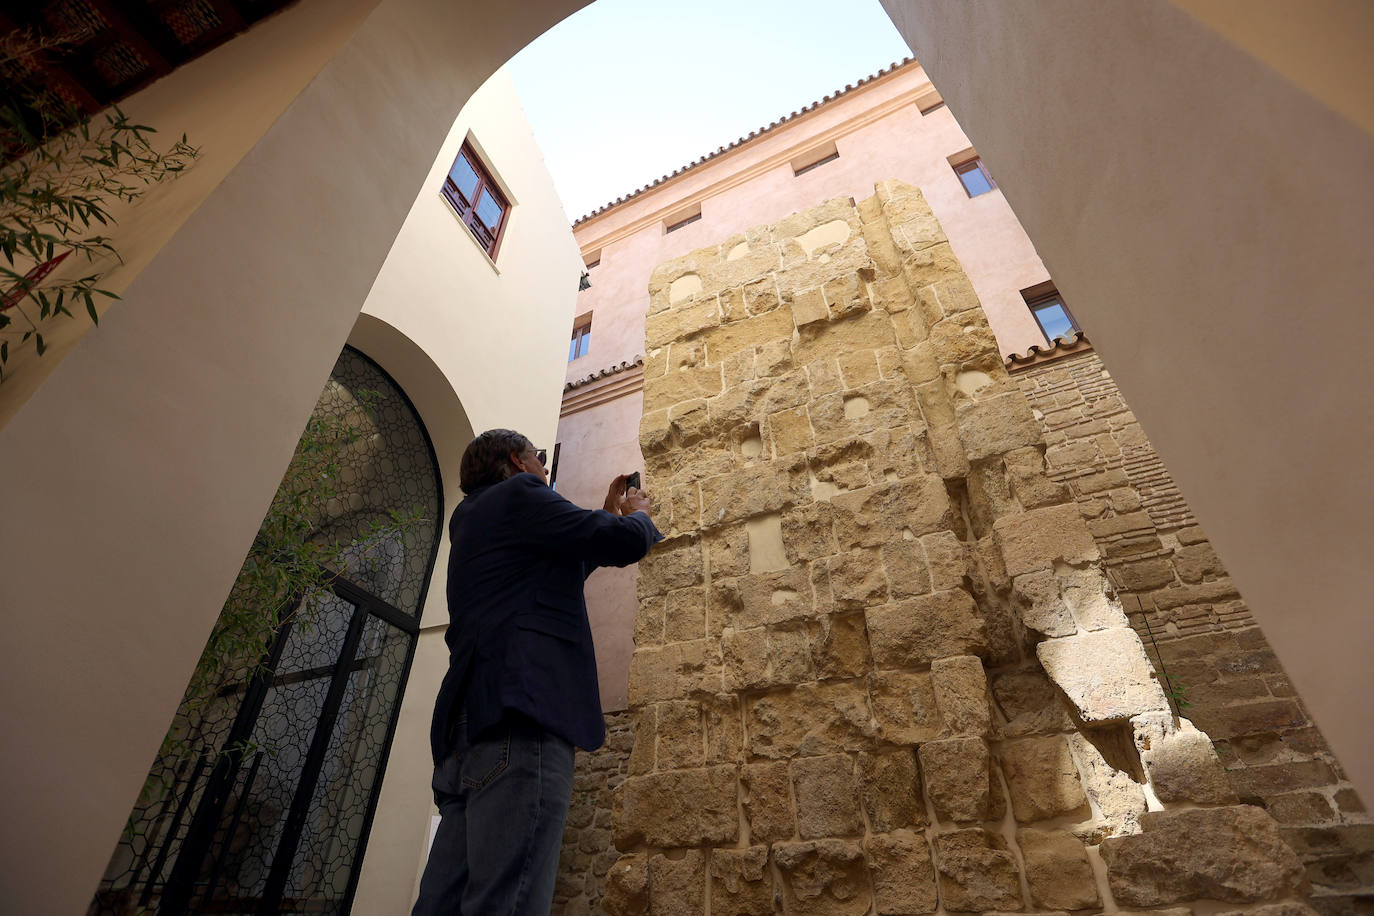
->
<box><xmin>442</xmin><ymin>141</ymin><xmax>510</xmax><ymax>258</ymax></box>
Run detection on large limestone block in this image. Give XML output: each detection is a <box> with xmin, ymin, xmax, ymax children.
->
<box><xmin>811</xmin><ymin>612</ymin><xmax>872</xmax><ymax>680</ymax></box>
<box><xmin>1011</xmin><ymin>569</ymin><xmax>1076</xmax><ymax>637</ymax></box>
<box><xmin>696</xmin><ymin>306</ymin><xmax>795</xmax><ymax>366</ymax></box>
<box><xmin>1099</xmin><ymin>805</ymin><xmax>1309</xmax><ymax>906</ymax></box>
<box><xmin>1068</xmin><ymin>732</ymin><xmax>1147</xmax><ymax>838</ymax></box>
<box><xmin>992</xmin><ymin>503</ymin><xmax>1100</xmax><ymax>577</ymax></box>
<box><xmin>626</xmin><ymin>639</ymin><xmax>722</xmax><ymax>705</ymax></box>
<box><xmin>858</xmin><ymin>749</ymin><xmax>925</xmax><ymax>832</ymax></box>
<box><xmin>866</xmin><ymin>590</ymin><xmax>989</xmax><ymax>668</ymax></box>
<box><xmin>866</xmin><ymin>830</ymin><xmax>938</xmax><ymax>915</ymax></box>
<box><xmin>741</xmin><ymin>761</ymin><xmax>794</xmax><ymax>843</ymax></box>
<box><xmin>928</xmin><ymin>317</ymin><xmax>1000</xmax><ymax>366</ymax></box>
<box><xmin>809</xmin><ymin>378</ymin><xmax>918</xmax><ymax>443</ymax></box>
<box><xmin>868</xmin><ymin>669</ymin><xmax>942</xmax><ymax>745</ymax></box>
<box><xmin>710</xmin><ymin>847</ymin><xmax>774</xmax><ymax>916</ymax></box>
<box><xmin>998</xmin><ymin>735</ymin><xmax>1091</xmax><ymax>823</ymax></box>
<box><xmin>1059</xmin><ymin>568</ymin><xmax>1127</xmax><ymax>631</ymax></box>
<box><xmin>663</xmin><ymin>586</ymin><xmax>706</xmax><ymax>643</ymax></box>
<box><xmin>918</xmin><ymin>737</ymin><xmax>1001</xmax><ymax>824</ymax></box>
<box><xmin>825</xmin><ymin>547</ymin><xmax>889</xmax><ymax>610</ymax></box>
<box><xmin>1036</xmin><ymin>628</ymin><xmax>1170</xmax><ymax>723</ymax></box>
<box><xmin>710</xmin><ymin>566</ymin><xmax>815</xmax><ymax>631</ymax></box>
<box><xmin>793</xmin><ymin>311</ymin><xmax>896</xmax><ymax>367</ymax></box>
<box><xmin>793</xmin><ymin>754</ymin><xmax>864</xmax><ymax>838</ymax></box>
<box><xmin>648</xmin><ymin>851</ymin><xmax>706</xmax><ymax>916</ymax></box>
<box><xmin>603</xmin><ymin>854</ymin><xmax>649</xmax><ymax>916</ymax></box>
<box><xmin>1134</xmin><ymin>715</ymin><xmax>1238</xmax><ymax>805</ymax></box>
<box><xmin>933</xmin><ymin>829</ymin><xmax>1024</xmax><ymax>912</ymax></box>
<box><xmin>881</xmin><ymin>540</ymin><xmax>933</xmax><ymax>599</ymax></box>
<box><xmin>636</xmin><ymin>536</ymin><xmax>705</xmax><ymax>599</ymax></box>
<box><xmin>705</xmin><ymin>693</ymin><xmax>744</xmax><ymax>764</ymax></box>
<box><xmin>643</xmin><ymin>363</ymin><xmax>725</xmax><ymax>414</ymax></box>
<box><xmin>613</xmin><ymin>765</ymin><xmax>739</xmax><ymax>849</ymax></box>
<box><xmin>722</xmin><ymin>625</ymin><xmax>814</xmax><ymax>691</ymax></box>
<box><xmin>700</xmin><ymin>462</ymin><xmax>803</xmax><ymax>528</ymax></box>
<box><xmin>772</xmin><ymin>839</ymin><xmax>872</xmax><ymax>916</ymax></box>
<box><xmin>931</xmin><ymin>655</ymin><xmax>992</xmax><ymax>738</ymax></box>
<box><xmin>991</xmin><ymin>667</ymin><xmax>1074</xmax><ymax>738</ymax></box>
<box><xmin>955</xmin><ymin>391</ymin><xmax>1043</xmax><ymax>460</ymax></box>
<box><xmin>1017</xmin><ymin>828</ymin><xmax>1101</xmax><ymax>910</ymax></box>
<box><xmin>654</xmin><ymin>700</ymin><xmax>704</xmax><ymax>771</ymax></box>
<box><xmin>824</xmin><ymin>477</ymin><xmax>956</xmax><ymax>549</ymax></box>
<box><xmin>747</xmin><ymin>682</ymin><xmax>875</xmax><ymax>759</ymax></box>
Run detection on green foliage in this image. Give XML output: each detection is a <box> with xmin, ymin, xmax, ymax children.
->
<box><xmin>0</xmin><ymin>29</ymin><xmax>198</xmax><ymax>379</ymax></box>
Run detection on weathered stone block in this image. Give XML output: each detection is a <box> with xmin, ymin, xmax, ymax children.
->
<box><xmin>704</xmin><ymin>693</ymin><xmax>743</xmax><ymax>764</ymax></box>
<box><xmin>1018</xmin><ymin>828</ymin><xmax>1101</xmax><ymax>910</ymax></box>
<box><xmin>769</xmin><ymin>404</ymin><xmax>815</xmax><ymax>455</ymax></box>
<box><xmin>602</xmin><ymin>854</ymin><xmax>649</xmax><ymax>916</ymax></box>
<box><xmin>934</xmin><ymin>829</ymin><xmax>1024</xmax><ymax>912</ymax></box>
<box><xmin>613</xmin><ymin>765</ymin><xmax>739</xmax><ymax>849</ymax></box>
<box><xmin>794</xmin><ymin>753</ymin><xmax>864</xmax><ymax>838</ymax></box>
<box><xmin>866</xmin><ymin>830</ymin><xmax>938</xmax><ymax>915</ymax></box>
<box><xmin>824</xmin><ymin>271</ymin><xmax>871</xmax><ymax>318</ymax></box>
<box><xmin>919</xmin><ymin>737</ymin><xmax>1000</xmax><ymax>824</ymax></box>
<box><xmin>826</xmin><ymin>547</ymin><xmax>889</xmax><ymax>609</ymax></box>
<box><xmin>1068</xmin><ymin>732</ymin><xmax>1147</xmax><ymax>838</ymax></box>
<box><xmin>999</xmin><ymin>735</ymin><xmax>1090</xmax><ymax>823</ymax></box>
<box><xmin>794</xmin><ymin>311</ymin><xmax>896</xmax><ymax>366</ymax></box>
<box><xmin>810</xmin><ymin>612</ymin><xmax>872</xmax><ymax>680</ymax></box>
<box><xmin>1059</xmin><ymin>569</ymin><xmax>1126</xmax><ymax>631</ymax></box>
<box><xmin>1134</xmin><ymin>716</ymin><xmax>1238</xmax><ymax>804</ymax></box>
<box><xmin>637</xmin><ymin>536</ymin><xmax>704</xmax><ymax>598</ymax></box>
<box><xmin>1011</xmin><ymin>569</ymin><xmax>1076</xmax><ymax>637</ymax></box>
<box><xmin>722</xmin><ymin>625</ymin><xmax>814</xmax><ymax>691</ymax></box>
<box><xmin>781</xmin><ymin>502</ymin><xmax>837</xmax><ymax>562</ymax></box>
<box><xmin>645</xmin><ymin>297</ymin><xmax>721</xmax><ymax>348</ymax></box>
<box><xmin>869</xmin><ymin>669</ymin><xmax>942</xmax><ymax>745</ymax></box>
<box><xmin>992</xmin><ymin>503</ymin><xmax>1100</xmax><ymax>576</ymax></box>
<box><xmin>772</xmin><ymin>839</ymin><xmax>872</xmax><ymax>916</ymax></box>
<box><xmin>857</xmin><ymin>748</ymin><xmax>924</xmax><ymax>831</ymax></box>
<box><xmin>991</xmin><ymin>667</ymin><xmax>1074</xmax><ymax>738</ymax></box>
<box><xmin>838</xmin><ymin>348</ymin><xmax>881</xmax><ymax>388</ymax></box>
<box><xmin>663</xmin><ymin>586</ymin><xmax>706</xmax><ymax>643</ymax></box>
<box><xmin>654</xmin><ymin>700</ymin><xmax>703</xmax><ymax>770</ymax></box>
<box><xmin>1036</xmin><ymin>627</ymin><xmax>1170</xmax><ymax>723</ymax></box>
<box><xmin>741</xmin><ymin>760</ymin><xmax>794</xmax><ymax>843</ymax></box>
<box><xmin>956</xmin><ymin>390</ymin><xmax>1043</xmax><ymax>460</ymax></box>
<box><xmin>711</xmin><ymin>565</ymin><xmax>814</xmax><ymax>631</ymax></box>
<box><xmin>643</xmin><ymin>364</ymin><xmax>725</xmax><ymax>414</ymax></box>
<box><xmin>921</xmin><ymin>531</ymin><xmax>965</xmax><ymax>590</ymax></box>
<box><xmin>747</xmin><ymin>682</ymin><xmax>875</xmax><ymax>759</ymax></box>
<box><xmin>626</xmin><ymin>639</ymin><xmax>721</xmax><ymax>705</ymax></box>
<box><xmin>928</xmin><ymin>317</ymin><xmax>999</xmax><ymax>365</ymax></box>
<box><xmin>931</xmin><ymin>655</ymin><xmax>992</xmax><ymax>738</ymax></box>
<box><xmin>1099</xmin><ymin>805</ymin><xmax>1309</xmax><ymax>905</ymax></box>
<box><xmin>697</xmin><ymin>306</ymin><xmax>796</xmax><ymax>366</ymax></box>
<box><xmin>700</xmin><ymin>462</ymin><xmax>799</xmax><ymax>528</ymax></box>
<box><xmin>866</xmin><ymin>589</ymin><xmax>989</xmax><ymax>667</ymax></box>
<box><xmin>881</xmin><ymin>539</ymin><xmax>932</xmax><ymax>598</ymax></box>
<box><xmin>710</xmin><ymin>847</ymin><xmax>773</xmax><ymax>916</ymax></box>
<box><xmin>648</xmin><ymin>850</ymin><xmax>705</xmax><ymax>916</ymax></box>
<box><xmin>791</xmin><ymin>286</ymin><xmax>829</xmax><ymax>328</ymax></box>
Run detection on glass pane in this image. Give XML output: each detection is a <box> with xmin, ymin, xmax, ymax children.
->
<box><xmin>475</xmin><ymin>188</ymin><xmax>504</xmax><ymax>232</ymax></box>
<box><xmin>577</xmin><ymin>330</ymin><xmax>590</xmax><ymax>358</ymax></box>
<box><xmin>448</xmin><ymin>153</ymin><xmax>479</xmax><ymax>203</ymax></box>
<box><xmin>1034</xmin><ymin>303</ymin><xmax>1077</xmax><ymax>342</ymax></box>
<box><xmin>958</xmin><ymin>164</ymin><xmax>994</xmax><ymax>197</ymax></box>
<box><xmin>568</xmin><ymin>337</ymin><xmax>578</xmax><ymax>362</ymax></box>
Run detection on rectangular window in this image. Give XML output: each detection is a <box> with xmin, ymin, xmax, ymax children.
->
<box><xmin>665</xmin><ymin>204</ymin><xmax>702</xmax><ymax>233</ymax></box>
<box><xmin>953</xmin><ymin>157</ymin><xmax>997</xmax><ymax>198</ymax></box>
<box><xmin>548</xmin><ymin>442</ymin><xmax>561</xmax><ymax>491</ymax></box>
<box><xmin>792</xmin><ymin>141</ymin><xmax>839</xmax><ymax>177</ymax></box>
<box><xmin>918</xmin><ymin>96</ymin><xmax>946</xmax><ymax>115</ymax></box>
<box><xmin>443</xmin><ymin>140</ymin><xmax>510</xmax><ymax>258</ymax></box>
<box><xmin>569</xmin><ymin>315</ymin><xmax>592</xmax><ymax>361</ymax></box>
<box><xmin>1022</xmin><ymin>283</ymin><xmax>1081</xmax><ymax>344</ymax></box>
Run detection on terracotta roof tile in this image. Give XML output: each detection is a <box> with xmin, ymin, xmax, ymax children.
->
<box><xmin>565</xmin><ymin>356</ymin><xmax>644</xmax><ymax>392</ymax></box>
<box><xmin>1004</xmin><ymin>331</ymin><xmax>1092</xmax><ymax>368</ymax></box>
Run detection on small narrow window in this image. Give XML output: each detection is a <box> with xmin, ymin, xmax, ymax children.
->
<box><xmin>584</xmin><ymin>249</ymin><xmax>601</xmax><ymax>271</ymax></box>
<box><xmin>665</xmin><ymin>205</ymin><xmax>702</xmax><ymax>233</ymax></box>
<box><xmin>918</xmin><ymin>98</ymin><xmax>946</xmax><ymax>115</ymax></box>
<box><xmin>569</xmin><ymin>315</ymin><xmax>592</xmax><ymax>361</ymax></box>
<box><xmin>1022</xmin><ymin>283</ymin><xmax>1081</xmax><ymax>345</ymax></box>
<box><xmin>442</xmin><ymin>140</ymin><xmax>510</xmax><ymax>258</ymax></box>
<box><xmin>792</xmin><ymin>141</ymin><xmax>839</xmax><ymax>177</ymax></box>
<box><xmin>953</xmin><ymin>157</ymin><xmax>997</xmax><ymax>198</ymax></box>
<box><xmin>548</xmin><ymin>443</ymin><xmax>562</xmax><ymax>490</ymax></box>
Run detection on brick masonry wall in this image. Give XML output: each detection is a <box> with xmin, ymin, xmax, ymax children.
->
<box><xmin>555</xmin><ymin>711</ymin><xmax>635</xmax><ymax>915</ymax></box>
<box><xmin>1015</xmin><ymin>350</ymin><xmax>1373</xmax><ymax>914</ymax></box>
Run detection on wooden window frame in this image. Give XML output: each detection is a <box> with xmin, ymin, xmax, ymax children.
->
<box><xmin>665</xmin><ymin>209</ymin><xmax>702</xmax><ymax>233</ymax></box>
<box><xmin>442</xmin><ymin>140</ymin><xmax>511</xmax><ymax>259</ymax></box>
<box><xmin>1022</xmin><ymin>283</ymin><xmax>1081</xmax><ymax>345</ymax></box>
<box><xmin>793</xmin><ymin>150</ymin><xmax>839</xmax><ymax>177</ymax></box>
<box><xmin>919</xmin><ymin>100</ymin><xmax>946</xmax><ymax>115</ymax></box>
<box><xmin>548</xmin><ymin>442</ymin><xmax>562</xmax><ymax>491</ymax></box>
<box><xmin>953</xmin><ymin>157</ymin><xmax>997</xmax><ymax>198</ymax></box>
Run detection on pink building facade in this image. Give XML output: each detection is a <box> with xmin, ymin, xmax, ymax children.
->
<box><xmin>558</xmin><ymin>59</ymin><xmax>1068</xmax><ymax>710</ymax></box>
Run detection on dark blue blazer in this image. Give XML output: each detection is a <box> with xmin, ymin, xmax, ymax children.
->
<box><xmin>429</xmin><ymin>472</ymin><xmax>661</xmax><ymax>762</ymax></box>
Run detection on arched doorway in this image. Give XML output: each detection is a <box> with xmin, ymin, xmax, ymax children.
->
<box><xmin>93</xmin><ymin>347</ymin><xmax>443</xmax><ymax>915</ymax></box>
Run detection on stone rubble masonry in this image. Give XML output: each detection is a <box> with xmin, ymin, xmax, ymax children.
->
<box><xmin>588</xmin><ymin>186</ymin><xmax>1321</xmax><ymax>916</ymax></box>
<box><xmin>1013</xmin><ymin>349</ymin><xmax>1372</xmax><ymax>909</ymax></box>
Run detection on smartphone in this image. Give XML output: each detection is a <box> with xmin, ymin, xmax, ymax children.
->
<box><xmin>625</xmin><ymin>471</ymin><xmax>641</xmax><ymax>494</ymax></box>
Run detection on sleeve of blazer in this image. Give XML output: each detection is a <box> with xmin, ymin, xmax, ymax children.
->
<box><xmin>508</xmin><ymin>474</ymin><xmax>661</xmax><ymax>567</ymax></box>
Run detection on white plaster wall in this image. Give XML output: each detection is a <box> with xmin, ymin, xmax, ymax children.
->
<box><xmin>349</xmin><ymin>68</ymin><xmax>584</xmax><ymax>912</ymax></box>
<box><xmin>881</xmin><ymin>0</ymin><xmax>1374</xmax><ymax>800</ymax></box>
<box><xmin>0</xmin><ymin>1</ymin><xmax>589</xmax><ymax>911</ymax></box>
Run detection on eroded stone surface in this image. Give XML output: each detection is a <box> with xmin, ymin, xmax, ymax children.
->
<box><xmin>709</xmin><ymin>846</ymin><xmax>773</xmax><ymax>916</ymax></box>
<box><xmin>1017</xmin><ymin>828</ymin><xmax>1101</xmax><ymax>910</ymax></box>
<box><xmin>919</xmin><ymin>737</ymin><xmax>1000</xmax><ymax>825</ymax></box>
<box><xmin>613</xmin><ymin>766</ymin><xmax>738</xmax><ymax>849</ymax></box>
<box><xmin>934</xmin><ymin>829</ymin><xmax>1024</xmax><ymax>912</ymax></box>
<box><xmin>866</xmin><ymin>830</ymin><xmax>938</xmax><ymax>915</ymax></box>
<box><xmin>999</xmin><ymin>735</ymin><xmax>1090</xmax><ymax>823</ymax></box>
<box><xmin>1099</xmin><ymin>805</ymin><xmax>1309</xmax><ymax>905</ymax></box>
<box><xmin>773</xmin><ymin>839</ymin><xmax>872</xmax><ymax>916</ymax></box>
<box><xmin>931</xmin><ymin>654</ymin><xmax>992</xmax><ymax>738</ymax></box>
<box><xmin>1036</xmin><ymin>627</ymin><xmax>1169</xmax><ymax>723</ymax></box>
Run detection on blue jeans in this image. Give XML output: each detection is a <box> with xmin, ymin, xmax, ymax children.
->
<box><xmin>411</xmin><ymin>714</ymin><xmax>576</xmax><ymax>916</ymax></box>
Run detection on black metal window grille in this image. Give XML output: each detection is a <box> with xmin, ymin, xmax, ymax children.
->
<box><xmin>92</xmin><ymin>347</ymin><xmax>442</xmax><ymax>916</ymax></box>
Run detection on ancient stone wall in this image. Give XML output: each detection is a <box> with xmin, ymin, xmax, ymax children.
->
<box><xmin>557</xmin><ymin>711</ymin><xmax>636</xmax><ymax>915</ymax></box>
<box><xmin>601</xmin><ymin>183</ymin><xmax>1314</xmax><ymax>915</ymax></box>
<box><xmin>1014</xmin><ymin>351</ymin><xmax>1373</xmax><ymax>914</ymax></box>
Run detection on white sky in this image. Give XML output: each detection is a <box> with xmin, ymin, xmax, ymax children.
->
<box><xmin>508</xmin><ymin>0</ymin><xmax>912</xmax><ymax>221</ymax></box>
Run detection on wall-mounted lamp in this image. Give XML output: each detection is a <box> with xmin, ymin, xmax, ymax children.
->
<box><xmin>578</xmin><ymin>272</ymin><xmax>591</xmax><ymax>291</ymax></box>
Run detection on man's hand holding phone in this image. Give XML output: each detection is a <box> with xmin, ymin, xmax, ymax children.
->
<box><xmin>604</xmin><ymin>471</ymin><xmax>650</xmax><ymax>516</ymax></box>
